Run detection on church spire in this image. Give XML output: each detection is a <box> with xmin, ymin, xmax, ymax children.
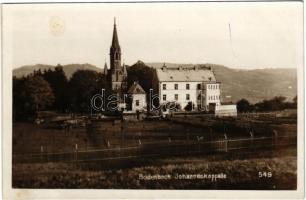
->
<box><xmin>111</xmin><ymin>17</ymin><xmax>120</xmax><ymax>50</ymax></box>
<box><xmin>104</xmin><ymin>61</ymin><xmax>108</xmax><ymax>75</ymax></box>
<box><xmin>123</xmin><ymin>63</ymin><xmax>127</xmax><ymax>76</ymax></box>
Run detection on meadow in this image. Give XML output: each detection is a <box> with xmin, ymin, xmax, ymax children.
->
<box><xmin>12</xmin><ymin>112</ymin><xmax>297</xmax><ymax>189</ymax></box>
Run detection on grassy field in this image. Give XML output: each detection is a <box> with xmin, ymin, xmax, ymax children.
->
<box><xmin>13</xmin><ymin>147</ymin><xmax>296</xmax><ymax>189</ymax></box>
<box><xmin>13</xmin><ymin>115</ymin><xmax>296</xmax><ymax>154</ymax></box>
<box><xmin>12</xmin><ymin>114</ymin><xmax>297</xmax><ymax>189</ymax></box>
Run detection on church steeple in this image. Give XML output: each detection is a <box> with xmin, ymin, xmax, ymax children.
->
<box><xmin>111</xmin><ymin>17</ymin><xmax>120</xmax><ymax>51</ymax></box>
<box><xmin>104</xmin><ymin>62</ymin><xmax>108</xmax><ymax>75</ymax></box>
<box><xmin>109</xmin><ymin>17</ymin><xmax>126</xmax><ymax>96</ymax></box>
<box><xmin>110</xmin><ymin>17</ymin><xmax>121</xmax><ymax>71</ymax></box>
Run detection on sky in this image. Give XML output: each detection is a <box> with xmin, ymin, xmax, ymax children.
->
<box><xmin>3</xmin><ymin>2</ymin><xmax>303</xmax><ymax>69</ymax></box>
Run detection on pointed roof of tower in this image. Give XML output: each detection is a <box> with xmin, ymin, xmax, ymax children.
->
<box><xmin>111</xmin><ymin>17</ymin><xmax>120</xmax><ymax>50</ymax></box>
<box><xmin>123</xmin><ymin>63</ymin><xmax>127</xmax><ymax>75</ymax></box>
<box><xmin>104</xmin><ymin>62</ymin><xmax>108</xmax><ymax>75</ymax></box>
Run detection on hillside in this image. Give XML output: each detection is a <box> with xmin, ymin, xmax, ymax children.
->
<box><xmin>13</xmin><ymin>63</ymin><xmax>103</xmax><ymax>79</ymax></box>
<box><xmin>146</xmin><ymin>62</ymin><xmax>297</xmax><ymax>103</ymax></box>
<box><xmin>13</xmin><ymin>61</ymin><xmax>297</xmax><ymax>103</ymax></box>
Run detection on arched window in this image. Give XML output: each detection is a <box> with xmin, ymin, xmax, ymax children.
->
<box><xmin>115</xmin><ymin>52</ymin><xmax>119</xmax><ymax>60</ymax></box>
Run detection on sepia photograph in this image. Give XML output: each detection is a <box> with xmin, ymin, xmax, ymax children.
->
<box><xmin>1</xmin><ymin>1</ymin><xmax>304</xmax><ymax>199</ymax></box>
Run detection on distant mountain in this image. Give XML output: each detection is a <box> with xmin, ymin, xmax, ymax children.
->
<box><xmin>13</xmin><ymin>61</ymin><xmax>297</xmax><ymax>103</ymax></box>
<box><xmin>146</xmin><ymin>62</ymin><xmax>297</xmax><ymax>103</ymax></box>
<box><xmin>13</xmin><ymin>63</ymin><xmax>103</xmax><ymax>79</ymax></box>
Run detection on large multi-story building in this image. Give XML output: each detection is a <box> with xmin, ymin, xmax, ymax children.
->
<box><xmin>153</xmin><ymin>64</ymin><xmax>222</xmax><ymax>111</ymax></box>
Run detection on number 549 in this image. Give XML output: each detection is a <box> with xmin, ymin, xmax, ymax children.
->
<box><xmin>258</xmin><ymin>171</ymin><xmax>272</xmax><ymax>178</ymax></box>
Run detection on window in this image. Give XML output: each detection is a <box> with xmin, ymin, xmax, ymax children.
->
<box><xmin>163</xmin><ymin>94</ymin><xmax>167</xmax><ymax>101</ymax></box>
<box><xmin>163</xmin><ymin>84</ymin><xmax>166</xmax><ymax>90</ymax></box>
<box><xmin>186</xmin><ymin>94</ymin><xmax>190</xmax><ymax>100</ymax></box>
<box><xmin>186</xmin><ymin>84</ymin><xmax>190</xmax><ymax>90</ymax></box>
<box><xmin>175</xmin><ymin>94</ymin><xmax>178</xmax><ymax>100</ymax></box>
<box><xmin>174</xmin><ymin>84</ymin><xmax>178</xmax><ymax>90</ymax></box>
<box><xmin>136</xmin><ymin>100</ymin><xmax>140</xmax><ymax>106</ymax></box>
<box><xmin>197</xmin><ymin>84</ymin><xmax>201</xmax><ymax>90</ymax></box>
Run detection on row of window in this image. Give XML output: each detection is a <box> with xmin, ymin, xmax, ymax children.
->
<box><xmin>162</xmin><ymin>94</ymin><xmax>220</xmax><ymax>101</ymax></box>
<box><xmin>208</xmin><ymin>95</ymin><xmax>220</xmax><ymax>100</ymax></box>
<box><xmin>162</xmin><ymin>83</ymin><xmax>219</xmax><ymax>90</ymax></box>
<box><xmin>208</xmin><ymin>84</ymin><xmax>219</xmax><ymax>90</ymax></box>
<box><xmin>163</xmin><ymin>94</ymin><xmax>190</xmax><ymax>101</ymax></box>
<box><xmin>163</xmin><ymin>83</ymin><xmax>188</xmax><ymax>90</ymax></box>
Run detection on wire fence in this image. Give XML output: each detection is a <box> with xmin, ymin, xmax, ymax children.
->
<box><xmin>13</xmin><ymin>134</ymin><xmax>296</xmax><ymax>164</ymax></box>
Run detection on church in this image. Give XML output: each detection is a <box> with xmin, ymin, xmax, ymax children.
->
<box><xmin>103</xmin><ymin>19</ymin><xmax>147</xmax><ymax>112</ymax></box>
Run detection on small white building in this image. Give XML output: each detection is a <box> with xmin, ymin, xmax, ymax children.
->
<box><xmin>153</xmin><ymin>64</ymin><xmax>221</xmax><ymax>111</ymax></box>
<box><xmin>215</xmin><ymin>104</ymin><xmax>237</xmax><ymax>117</ymax></box>
<box><xmin>127</xmin><ymin>82</ymin><xmax>147</xmax><ymax>112</ymax></box>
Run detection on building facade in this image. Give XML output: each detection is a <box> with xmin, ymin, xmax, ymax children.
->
<box><xmin>127</xmin><ymin>82</ymin><xmax>147</xmax><ymax>112</ymax></box>
<box><xmin>154</xmin><ymin>64</ymin><xmax>221</xmax><ymax>111</ymax></box>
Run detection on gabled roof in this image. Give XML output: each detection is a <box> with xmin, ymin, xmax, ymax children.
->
<box><xmin>156</xmin><ymin>67</ymin><xmax>217</xmax><ymax>82</ymax></box>
<box><xmin>128</xmin><ymin>82</ymin><xmax>146</xmax><ymax>94</ymax></box>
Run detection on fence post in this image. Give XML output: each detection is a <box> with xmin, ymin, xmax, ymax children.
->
<box><xmin>75</xmin><ymin>143</ymin><xmax>78</xmax><ymax>162</ymax></box>
<box><xmin>40</xmin><ymin>145</ymin><xmax>44</xmax><ymax>163</ymax></box>
<box><xmin>210</xmin><ymin>127</ymin><xmax>213</xmax><ymax>140</ymax></box>
<box><xmin>121</xmin><ymin>125</ymin><xmax>124</xmax><ymax>147</ymax></box>
<box><xmin>273</xmin><ymin>129</ymin><xmax>278</xmax><ymax>148</ymax></box>
<box><xmin>224</xmin><ymin>134</ymin><xmax>228</xmax><ymax>152</ymax></box>
<box><xmin>250</xmin><ymin>131</ymin><xmax>254</xmax><ymax>149</ymax></box>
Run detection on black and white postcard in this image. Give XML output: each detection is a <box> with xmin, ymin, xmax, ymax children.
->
<box><xmin>1</xmin><ymin>1</ymin><xmax>304</xmax><ymax>199</ymax></box>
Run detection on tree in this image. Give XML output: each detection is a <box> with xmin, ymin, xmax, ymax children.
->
<box><xmin>184</xmin><ymin>101</ymin><xmax>194</xmax><ymax>111</ymax></box>
<box><xmin>127</xmin><ymin>61</ymin><xmax>155</xmax><ymax>93</ymax></box>
<box><xmin>255</xmin><ymin>96</ymin><xmax>287</xmax><ymax>111</ymax></box>
<box><xmin>68</xmin><ymin>70</ymin><xmax>101</xmax><ymax>113</ymax></box>
<box><xmin>236</xmin><ymin>99</ymin><xmax>251</xmax><ymax>113</ymax></box>
<box><xmin>24</xmin><ymin>75</ymin><xmax>54</xmax><ymax>113</ymax></box>
<box><xmin>42</xmin><ymin>64</ymin><xmax>69</xmax><ymax>111</ymax></box>
<box><xmin>13</xmin><ymin>76</ymin><xmax>28</xmax><ymax>121</ymax></box>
